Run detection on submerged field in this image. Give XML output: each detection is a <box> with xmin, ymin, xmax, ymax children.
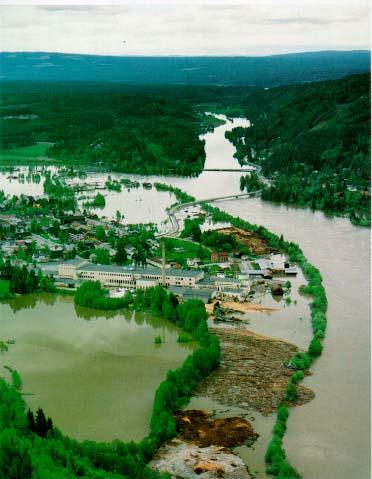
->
<box><xmin>0</xmin><ymin>293</ymin><xmax>195</xmax><ymax>441</ymax></box>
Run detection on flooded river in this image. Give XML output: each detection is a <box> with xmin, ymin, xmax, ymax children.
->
<box><xmin>0</xmin><ymin>294</ymin><xmax>194</xmax><ymax>442</ymax></box>
<box><xmin>218</xmin><ymin>199</ymin><xmax>371</xmax><ymax>479</ymax></box>
<box><xmin>0</xmin><ymin>115</ymin><xmax>250</xmax><ymax>225</ymax></box>
<box><xmin>0</xmin><ymin>114</ymin><xmax>370</xmax><ymax>477</ymax></box>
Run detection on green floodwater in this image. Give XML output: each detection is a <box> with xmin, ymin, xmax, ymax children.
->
<box><xmin>0</xmin><ymin>293</ymin><xmax>195</xmax><ymax>442</ymax></box>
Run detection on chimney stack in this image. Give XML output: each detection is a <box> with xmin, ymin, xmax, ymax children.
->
<box><xmin>162</xmin><ymin>241</ymin><xmax>166</xmax><ymax>287</ymax></box>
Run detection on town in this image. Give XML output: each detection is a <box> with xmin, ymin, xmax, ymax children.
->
<box><xmin>0</xmin><ymin>174</ymin><xmax>298</xmax><ymax>308</ymax></box>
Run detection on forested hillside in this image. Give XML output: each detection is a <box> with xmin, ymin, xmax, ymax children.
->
<box><xmin>0</xmin><ymin>50</ymin><xmax>369</xmax><ymax>86</ymax></box>
<box><xmin>0</xmin><ymin>83</ymin><xmax>206</xmax><ymax>176</ymax></box>
<box><xmin>0</xmin><ymin>75</ymin><xmax>370</xmax><ymax>222</ymax></box>
<box><xmin>226</xmin><ymin>73</ymin><xmax>371</xmax><ymax>225</ymax></box>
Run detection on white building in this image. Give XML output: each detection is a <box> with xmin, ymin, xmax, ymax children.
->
<box><xmin>58</xmin><ymin>261</ymin><xmax>204</xmax><ymax>289</ymax></box>
<box><xmin>214</xmin><ymin>277</ymin><xmax>241</xmax><ymax>291</ymax></box>
<box><xmin>57</xmin><ymin>258</ymin><xmax>88</xmax><ymax>279</ymax></box>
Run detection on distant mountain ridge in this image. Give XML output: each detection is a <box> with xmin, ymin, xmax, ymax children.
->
<box><xmin>0</xmin><ymin>50</ymin><xmax>370</xmax><ymax>86</ymax></box>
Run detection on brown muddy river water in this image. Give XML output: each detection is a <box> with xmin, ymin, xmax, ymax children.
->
<box><xmin>218</xmin><ymin>199</ymin><xmax>371</xmax><ymax>479</ymax></box>
<box><xmin>0</xmin><ymin>114</ymin><xmax>370</xmax><ymax>478</ymax></box>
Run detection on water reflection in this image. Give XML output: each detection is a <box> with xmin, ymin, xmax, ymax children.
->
<box><xmin>0</xmin><ymin>294</ymin><xmax>195</xmax><ymax>442</ymax></box>
<box><xmin>0</xmin><ymin>115</ymin><xmax>368</xmax><ymax>476</ymax></box>
<box><xmin>4</xmin><ymin>292</ymin><xmax>57</xmax><ymax>313</ymax></box>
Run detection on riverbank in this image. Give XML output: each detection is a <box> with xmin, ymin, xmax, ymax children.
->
<box><xmin>218</xmin><ymin>198</ymin><xmax>370</xmax><ymax>479</ymax></box>
<box><xmin>0</xmin><ymin>110</ymin><xmax>368</xmax><ymax>478</ymax></box>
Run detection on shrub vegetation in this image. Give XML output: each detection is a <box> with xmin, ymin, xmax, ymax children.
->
<box><xmin>199</xmin><ymin>202</ymin><xmax>328</xmax><ymax>478</ymax></box>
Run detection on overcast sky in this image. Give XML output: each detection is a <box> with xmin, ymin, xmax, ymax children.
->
<box><xmin>0</xmin><ymin>0</ymin><xmax>370</xmax><ymax>56</ymax></box>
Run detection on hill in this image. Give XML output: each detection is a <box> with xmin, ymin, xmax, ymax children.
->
<box><xmin>0</xmin><ymin>83</ymin><xmax>208</xmax><ymax>176</ymax></box>
<box><xmin>0</xmin><ymin>74</ymin><xmax>370</xmax><ymax>223</ymax></box>
<box><xmin>225</xmin><ymin>73</ymin><xmax>371</xmax><ymax>225</ymax></box>
<box><xmin>0</xmin><ymin>50</ymin><xmax>370</xmax><ymax>86</ymax></box>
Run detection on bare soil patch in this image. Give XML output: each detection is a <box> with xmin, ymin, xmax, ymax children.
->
<box><xmin>216</xmin><ymin>226</ymin><xmax>278</xmax><ymax>255</ymax></box>
<box><xmin>205</xmin><ymin>300</ymin><xmax>277</xmax><ymax>315</ymax></box>
<box><xmin>174</xmin><ymin>409</ymin><xmax>258</xmax><ymax>448</ymax></box>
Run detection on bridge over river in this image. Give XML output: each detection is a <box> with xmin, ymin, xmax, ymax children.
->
<box><xmin>157</xmin><ymin>190</ymin><xmax>261</xmax><ymax>238</ymax></box>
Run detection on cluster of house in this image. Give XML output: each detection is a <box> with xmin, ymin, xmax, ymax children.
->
<box><xmin>0</xmin><ymin>209</ymin><xmax>158</xmax><ymax>266</ymax></box>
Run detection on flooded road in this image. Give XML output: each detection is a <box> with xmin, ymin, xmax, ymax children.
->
<box><xmin>0</xmin><ymin>116</ymin><xmax>250</xmax><ymax>223</ymax></box>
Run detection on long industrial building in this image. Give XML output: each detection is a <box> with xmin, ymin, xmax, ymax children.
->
<box><xmin>57</xmin><ymin>260</ymin><xmax>204</xmax><ymax>289</ymax></box>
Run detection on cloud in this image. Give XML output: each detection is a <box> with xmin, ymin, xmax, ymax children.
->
<box><xmin>38</xmin><ymin>6</ymin><xmax>90</xmax><ymax>12</ymax></box>
<box><xmin>269</xmin><ymin>17</ymin><xmax>332</xmax><ymax>25</ymax></box>
<box><xmin>0</xmin><ymin>2</ymin><xmax>369</xmax><ymax>56</ymax></box>
<box><xmin>267</xmin><ymin>15</ymin><xmax>364</xmax><ymax>25</ymax></box>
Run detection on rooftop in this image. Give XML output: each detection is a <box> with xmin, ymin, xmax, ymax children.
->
<box><xmin>168</xmin><ymin>286</ymin><xmax>214</xmax><ymax>298</ymax></box>
<box><xmin>62</xmin><ymin>257</ymin><xmax>87</xmax><ymax>266</ymax></box>
<box><xmin>77</xmin><ymin>263</ymin><xmax>202</xmax><ymax>278</ymax></box>
<box><xmin>223</xmin><ymin>288</ymin><xmax>244</xmax><ymax>294</ymax></box>
<box><xmin>214</xmin><ymin>277</ymin><xmax>240</xmax><ymax>284</ymax></box>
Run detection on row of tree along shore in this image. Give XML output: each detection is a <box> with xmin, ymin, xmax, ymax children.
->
<box><xmin>0</xmin><ymin>189</ymin><xmax>327</xmax><ymax>479</ymax></box>
<box><xmin>200</xmin><ymin>202</ymin><xmax>327</xmax><ymax>479</ymax></box>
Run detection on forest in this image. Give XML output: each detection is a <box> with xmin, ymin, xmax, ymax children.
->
<box><xmin>0</xmin><ymin>73</ymin><xmax>370</xmax><ymax>222</ymax></box>
<box><xmin>0</xmin><ymin>83</ymin><xmax>207</xmax><ymax>176</ymax></box>
<box><xmin>225</xmin><ymin>73</ymin><xmax>371</xmax><ymax>225</ymax></box>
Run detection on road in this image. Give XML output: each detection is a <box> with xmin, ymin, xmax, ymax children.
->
<box><xmin>156</xmin><ymin>190</ymin><xmax>261</xmax><ymax>238</ymax></box>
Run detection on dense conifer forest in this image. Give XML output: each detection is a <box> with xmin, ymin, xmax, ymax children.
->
<box><xmin>226</xmin><ymin>73</ymin><xmax>371</xmax><ymax>225</ymax></box>
<box><xmin>0</xmin><ymin>83</ymin><xmax>207</xmax><ymax>176</ymax></box>
<box><xmin>0</xmin><ymin>73</ymin><xmax>370</xmax><ymax>222</ymax></box>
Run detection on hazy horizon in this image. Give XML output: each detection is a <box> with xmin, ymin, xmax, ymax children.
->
<box><xmin>0</xmin><ymin>2</ymin><xmax>370</xmax><ymax>57</ymax></box>
<box><xmin>0</xmin><ymin>48</ymin><xmax>369</xmax><ymax>58</ymax></box>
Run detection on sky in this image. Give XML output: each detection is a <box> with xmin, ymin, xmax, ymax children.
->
<box><xmin>0</xmin><ymin>0</ymin><xmax>370</xmax><ymax>56</ymax></box>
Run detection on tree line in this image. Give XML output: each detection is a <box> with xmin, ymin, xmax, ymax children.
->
<box><xmin>0</xmin><ymin>284</ymin><xmax>219</xmax><ymax>479</ymax></box>
<box><xmin>1</xmin><ymin>186</ymin><xmax>330</xmax><ymax>479</ymax></box>
<box><xmin>0</xmin><ymin>261</ymin><xmax>55</xmax><ymax>294</ymax></box>
<box><xmin>201</xmin><ymin>201</ymin><xmax>328</xmax><ymax>479</ymax></box>
<box><xmin>225</xmin><ymin>73</ymin><xmax>371</xmax><ymax>226</ymax></box>
<box><xmin>0</xmin><ymin>84</ymin><xmax>207</xmax><ymax>177</ymax></box>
